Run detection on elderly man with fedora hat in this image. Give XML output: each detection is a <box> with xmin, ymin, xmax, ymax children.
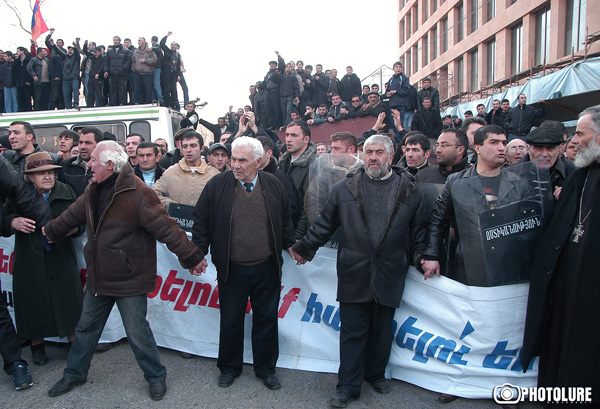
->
<box><xmin>2</xmin><ymin>152</ymin><xmax>82</xmax><ymax>368</ymax></box>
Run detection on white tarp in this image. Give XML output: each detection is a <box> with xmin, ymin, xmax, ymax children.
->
<box><xmin>0</xmin><ymin>236</ymin><xmax>537</xmax><ymax>399</ymax></box>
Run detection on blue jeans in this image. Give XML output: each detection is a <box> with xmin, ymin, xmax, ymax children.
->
<box><xmin>4</xmin><ymin>87</ymin><xmax>17</xmax><ymax>113</ymax></box>
<box><xmin>63</xmin><ymin>292</ymin><xmax>166</xmax><ymax>384</ymax></box>
<box><xmin>403</xmin><ymin>110</ymin><xmax>415</xmax><ymax>128</ymax></box>
<box><xmin>153</xmin><ymin>68</ymin><xmax>163</xmax><ymax>102</ymax></box>
<box><xmin>62</xmin><ymin>79</ymin><xmax>80</xmax><ymax>108</ymax></box>
<box><xmin>83</xmin><ymin>72</ymin><xmax>89</xmax><ymax>99</ymax></box>
<box><xmin>178</xmin><ymin>72</ymin><xmax>189</xmax><ymax>106</ymax></box>
<box><xmin>280</xmin><ymin>95</ymin><xmax>293</xmax><ymax>127</ymax></box>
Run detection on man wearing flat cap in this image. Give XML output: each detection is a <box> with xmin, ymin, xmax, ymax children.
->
<box><xmin>520</xmin><ymin>126</ymin><xmax>575</xmax><ymax>201</ymax></box>
<box><xmin>206</xmin><ymin>143</ymin><xmax>230</xmax><ymax>173</ymax></box>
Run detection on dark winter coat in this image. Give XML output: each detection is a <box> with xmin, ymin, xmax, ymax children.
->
<box><xmin>385</xmin><ymin>72</ymin><xmax>411</xmax><ymax>108</ymax></box>
<box><xmin>191</xmin><ymin>170</ymin><xmax>296</xmax><ymax>281</ymax></box>
<box><xmin>104</xmin><ymin>45</ymin><xmax>133</xmax><ymax>76</ymax></box>
<box><xmin>504</xmin><ymin>103</ymin><xmax>546</xmax><ymax>136</ymax></box>
<box><xmin>411</xmin><ymin>107</ymin><xmax>443</xmax><ymax>139</ymax></box>
<box><xmin>44</xmin><ymin>164</ymin><xmax>203</xmax><ymax>297</ymax></box>
<box><xmin>1</xmin><ymin>181</ymin><xmax>83</xmax><ymax>339</ymax></box>
<box><xmin>59</xmin><ymin>155</ymin><xmax>93</xmax><ymax>198</ymax></box>
<box><xmin>278</xmin><ymin>142</ymin><xmax>317</xmax><ymax>238</ymax></box>
<box><xmin>339</xmin><ymin>73</ymin><xmax>362</xmax><ymax>103</ymax></box>
<box><xmin>417</xmin><ymin>86</ymin><xmax>440</xmax><ymax>111</ymax></box>
<box><xmin>293</xmin><ymin>167</ymin><xmax>429</xmax><ymax>308</ymax></box>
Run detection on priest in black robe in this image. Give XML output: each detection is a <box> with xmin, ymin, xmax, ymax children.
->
<box><xmin>522</xmin><ymin>105</ymin><xmax>600</xmax><ymax>407</ymax></box>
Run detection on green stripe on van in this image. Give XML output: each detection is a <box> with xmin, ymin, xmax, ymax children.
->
<box><xmin>0</xmin><ymin>109</ymin><xmax>161</xmax><ymax>124</ymax></box>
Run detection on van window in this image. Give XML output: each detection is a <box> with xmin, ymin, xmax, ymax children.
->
<box><xmin>33</xmin><ymin>126</ymin><xmax>68</xmax><ymax>154</ymax></box>
<box><xmin>72</xmin><ymin>123</ymin><xmax>126</xmax><ymax>143</ymax></box>
<box><xmin>130</xmin><ymin>121</ymin><xmax>151</xmax><ymax>140</ymax></box>
<box><xmin>171</xmin><ymin>115</ymin><xmax>181</xmax><ymax>137</ymax></box>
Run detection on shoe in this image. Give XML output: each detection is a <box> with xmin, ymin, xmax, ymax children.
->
<box><xmin>96</xmin><ymin>342</ymin><xmax>113</xmax><ymax>352</ymax></box>
<box><xmin>48</xmin><ymin>377</ymin><xmax>87</xmax><ymax>397</ymax></box>
<box><xmin>368</xmin><ymin>377</ymin><xmax>391</xmax><ymax>394</ymax></box>
<box><xmin>149</xmin><ymin>380</ymin><xmax>167</xmax><ymax>401</ymax></box>
<box><xmin>330</xmin><ymin>389</ymin><xmax>355</xmax><ymax>408</ymax></box>
<box><xmin>218</xmin><ymin>373</ymin><xmax>237</xmax><ymax>387</ymax></box>
<box><xmin>178</xmin><ymin>351</ymin><xmax>195</xmax><ymax>359</ymax></box>
<box><xmin>31</xmin><ymin>345</ymin><xmax>48</xmax><ymax>366</ymax></box>
<box><xmin>261</xmin><ymin>373</ymin><xmax>281</xmax><ymax>390</ymax></box>
<box><xmin>438</xmin><ymin>393</ymin><xmax>458</xmax><ymax>403</ymax></box>
<box><xmin>11</xmin><ymin>362</ymin><xmax>33</xmax><ymax>391</ymax></box>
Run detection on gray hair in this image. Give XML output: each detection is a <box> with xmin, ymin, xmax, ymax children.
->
<box><xmin>363</xmin><ymin>134</ymin><xmax>394</xmax><ymax>156</ymax></box>
<box><xmin>232</xmin><ymin>136</ymin><xmax>264</xmax><ymax>162</ymax></box>
<box><xmin>97</xmin><ymin>140</ymin><xmax>129</xmax><ymax>173</ymax></box>
<box><xmin>580</xmin><ymin>105</ymin><xmax>600</xmax><ymax>135</ymax></box>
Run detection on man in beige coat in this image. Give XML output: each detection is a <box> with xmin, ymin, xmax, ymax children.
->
<box><xmin>153</xmin><ymin>132</ymin><xmax>219</xmax><ymax>209</ymax></box>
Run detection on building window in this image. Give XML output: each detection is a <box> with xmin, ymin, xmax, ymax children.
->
<box><xmin>423</xmin><ymin>34</ymin><xmax>429</xmax><ymax>66</ymax></box>
<box><xmin>407</xmin><ymin>12</ymin><xmax>412</xmax><ymax>36</ymax></box>
<box><xmin>457</xmin><ymin>4</ymin><xmax>464</xmax><ymax>43</ymax></box>
<box><xmin>470</xmin><ymin>0</ymin><xmax>479</xmax><ymax>34</ymax></box>
<box><xmin>400</xmin><ymin>20</ymin><xmax>405</xmax><ymax>44</ymax></box>
<box><xmin>406</xmin><ymin>51</ymin><xmax>412</xmax><ymax>76</ymax></box>
<box><xmin>433</xmin><ymin>0</ymin><xmax>439</xmax><ymax>12</ymax></box>
<box><xmin>486</xmin><ymin>0</ymin><xmax>495</xmax><ymax>22</ymax></box>
<box><xmin>424</xmin><ymin>0</ymin><xmax>429</xmax><ymax>21</ymax></box>
<box><xmin>441</xmin><ymin>17</ymin><xmax>448</xmax><ymax>52</ymax></box>
<box><xmin>413</xmin><ymin>45</ymin><xmax>419</xmax><ymax>73</ymax></box>
<box><xmin>457</xmin><ymin>57</ymin><xmax>464</xmax><ymax>93</ymax></box>
<box><xmin>535</xmin><ymin>7</ymin><xmax>551</xmax><ymax>65</ymax></box>
<box><xmin>399</xmin><ymin>0</ymin><xmax>405</xmax><ymax>10</ymax></box>
<box><xmin>432</xmin><ymin>26</ymin><xmax>439</xmax><ymax>59</ymax></box>
<box><xmin>511</xmin><ymin>23</ymin><xmax>523</xmax><ymax>74</ymax></box>
<box><xmin>470</xmin><ymin>49</ymin><xmax>478</xmax><ymax>91</ymax></box>
<box><xmin>414</xmin><ymin>4</ymin><xmax>419</xmax><ymax>31</ymax></box>
<box><xmin>486</xmin><ymin>39</ymin><xmax>496</xmax><ymax>85</ymax></box>
<box><xmin>565</xmin><ymin>0</ymin><xmax>587</xmax><ymax>55</ymax></box>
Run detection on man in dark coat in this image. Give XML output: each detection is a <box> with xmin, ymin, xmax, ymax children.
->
<box><xmin>0</xmin><ymin>154</ymin><xmax>51</xmax><ymax>390</ymax></box>
<box><xmin>338</xmin><ymin>66</ymin><xmax>361</xmax><ymax>104</ymax></box>
<box><xmin>191</xmin><ymin>137</ymin><xmax>296</xmax><ymax>390</ymax></box>
<box><xmin>411</xmin><ymin>97</ymin><xmax>443</xmax><ymax>140</ymax></box>
<box><xmin>416</xmin><ymin>78</ymin><xmax>440</xmax><ymax>111</ymax></box>
<box><xmin>416</xmin><ymin>128</ymin><xmax>469</xmax><ymax>184</ymax></box>
<box><xmin>104</xmin><ymin>35</ymin><xmax>132</xmax><ymax>106</ymax></box>
<box><xmin>60</xmin><ymin>127</ymin><xmax>102</xmax><ymax>197</ymax></box>
<box><xmin>521</xmin><ymin>106</ymin><xmax>600</xmax><ymax>406</ymax></box>
<box><xmin>43</xmin><ymin>141</ymin><xmax>205</xmax><ymax>401</ymax></box>
<box><xmin>293</xmin><ymin>135</ymin><xmax>428</xmax><ymax>408</ymax></box>
<box><xmin>159</xmin><ymin>32</ymin><xmax>180</xmax><ymax>109</ymax></box>
<box><xmin>504</xmin><ymin>94</ymin><xmax>545</xmax><ymax>141</ymax></box>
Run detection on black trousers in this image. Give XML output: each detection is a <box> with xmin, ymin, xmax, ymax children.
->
<box><xmin>17</xmin><ymin>85</ymin><xmax>33</xmax><ymax>111</ymax></box>
<box><xmin>133</xmin><ymin>72</ymin><xmax>153</xmax><ymax>104</ymax></box>
<box><xmin>266</xmin><ymin>90</ymin><xmax>281</xmax><ymax>130</ymax></box>
<box><xmin>33</xmin><ymin>82</ymin><xmax>50</xmax><ymax>111</ymax></box>
<box><xmin>217</xmin><ymin>259</ymin><xmax>280</xmax><ymax>378</ymax></box>
<box><xmin>337</xmin><ymin>301</ymin><xmax>396</xmax><ymax>397</ymax></box>
<box><xmin>0</xmin><ymin>280</ymin><xmax>23</xmax><ymax>374</ymax></box>
<box><xmin>160</xmin><ymin>69</ymin><xmax>178</xmax><ymax>109</ymax></box>
<box><xmin>108</xmin><ymin>74</ymin><xmax>127</xmax><ymax>106</ymax></box>
<box><xmin>48</xmin><ymin>78</ymin><xmax>64</xmax><ymax>110</ymax></box>
<box><xmin>86</xmin><ymin>77</ymin><xmax>105</xmax><ymax>107</ymax></box>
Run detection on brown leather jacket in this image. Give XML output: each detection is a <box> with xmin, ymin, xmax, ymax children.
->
<box><xmin>44</xmin><ymin>163</ymin><xmax>202</xmax><ymax>297</ymax></box>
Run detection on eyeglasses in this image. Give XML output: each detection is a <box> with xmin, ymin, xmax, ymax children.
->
<box><xmin>434</xmin><ymin>143</ymin><xmax>460</xmax><ymax>149</ymax></box>
<box><xmin>508</xmin><ymin>146</ymin><xmax>528</xmax><ymax>153</ymax></box>
<box><xmin>352</xmin><ymin>100</ymin><xmax>361</xmax><ymax>103</ymax></box>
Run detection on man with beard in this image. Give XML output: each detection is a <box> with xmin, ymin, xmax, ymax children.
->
<box><xmin>521</xmin><ymin>105</ymin><xmax>600</xmax><ymax>407</ymax></box>
<box><xmin>292</xmin><ymin>134</ymin><xmax>428</xmax><ymax>407</ymax></box>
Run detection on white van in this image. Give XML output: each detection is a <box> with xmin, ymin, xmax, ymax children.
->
<box><xmin>0</xmin><ymin>104</ymin><xmax>183</xmax><ymax>153</ymax></box>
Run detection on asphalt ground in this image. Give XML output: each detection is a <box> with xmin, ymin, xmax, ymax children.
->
<box><xmin>1</xmin><ymin>340</ymin><xmax>542</xmax><ymax>409</ymax></box>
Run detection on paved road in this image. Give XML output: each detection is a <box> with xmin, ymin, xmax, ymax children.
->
<box><xmin>3</xmin><ymin>340</ymin><xmax>542</xmax><ymax>409</ymax></box>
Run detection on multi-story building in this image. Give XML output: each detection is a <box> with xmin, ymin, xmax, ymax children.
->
<box><xmin>397</xmin><ymin>0</ymin><xmax>599</xmax><ymax>108</ymax></box>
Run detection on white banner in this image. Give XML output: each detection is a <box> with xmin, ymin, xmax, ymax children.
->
<box><xmin>0</xmin><ymin>236</ymin><xmax>537</xmax><ymax>399</ymax></box>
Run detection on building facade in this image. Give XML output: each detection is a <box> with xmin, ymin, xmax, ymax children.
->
<box><xmin>397</xmin><ymin>0</ymin><xmax>599</xmax><ymax>108</ymax></box>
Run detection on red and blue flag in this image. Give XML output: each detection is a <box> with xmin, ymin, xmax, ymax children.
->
<box><xmin>31</xmin><ymin>0</ymin><xmax>49</xmax><ymax>41</ymax></box>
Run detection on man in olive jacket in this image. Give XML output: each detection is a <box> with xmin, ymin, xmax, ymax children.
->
<box><xmin>43</xmin><ymin>141</ymin><xmax>205</xmax><ymax>401</ymax></box>
<box><xmin>292</xmin><ymin>135</ymin><xmax>429</xmax><ymax>407</ymax></box>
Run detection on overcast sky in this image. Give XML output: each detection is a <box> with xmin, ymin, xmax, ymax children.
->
<box><xmin>1</xmin><ymin>0</ymin><xmax>398</xmax><ymax>120</ymax></box>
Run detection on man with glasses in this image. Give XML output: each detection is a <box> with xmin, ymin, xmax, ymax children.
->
<box><xmin>505</xmin><ymin>138</ymin><xmax>527</xmax><ymax>165</ymax></box>
<box><xmin>347</xmin><ymin>95</ymin><xmax>366</xmax><ymax>118</ymax></box>
<box><xmin>416</xmin><ymin>129</ymin><xmax>469</xmax><ymax>184</ymax></box>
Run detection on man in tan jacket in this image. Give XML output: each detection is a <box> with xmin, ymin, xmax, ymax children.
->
<box><xmin>153</xmin><ymin>132</ymin><xmax>219</xmax><ymax>209</ymax></box>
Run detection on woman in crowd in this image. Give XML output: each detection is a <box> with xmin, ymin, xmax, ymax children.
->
<box><xmin>1</xmin><ymin>152</ymin><xmax>83</xmax><ymax>365</ymax></box>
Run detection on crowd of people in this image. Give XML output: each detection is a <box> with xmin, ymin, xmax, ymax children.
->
<box><xmin>0</xmin><ymin>30</ymin><xmax>189</xmax><ymax>113</ymax></box>
<box><xmin>0</xmin><ymin>49</ymin><xmax>598</xmax><ymax>408</ymax></box>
